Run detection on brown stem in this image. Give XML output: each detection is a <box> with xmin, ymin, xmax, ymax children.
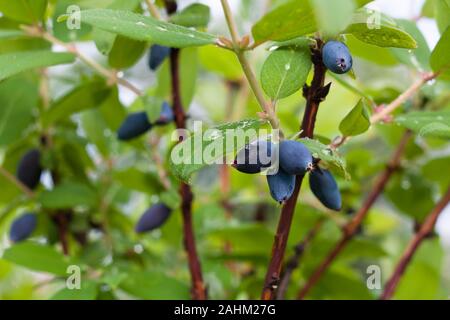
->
<box><xmin>277</xmin><ymin>218</ymin><xmax>324</xmax><ymax>299</ymax></box>
<box><xmin>297</xmin><ymin>130</ymin><xmax>412</xmax><ymax>299</ymax></box>
<box><xmin>380</xmin><ymin>186</ymin><xmax>450</xmax><ymax>300</ymax></box>
<box><xmin>261</xmin><ymin>39</ymin><xmax>328</xmax><ymax>300</ymax></box>
<box><xmin>169</xmin><ymin>48</ymin><xmax>207</xmax><ymax>300</ymax></box>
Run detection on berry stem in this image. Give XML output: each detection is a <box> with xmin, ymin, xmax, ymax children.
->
<box><xmin>168</xmin><ymin>31</ymin><xmax>207</xmax><ymax>301</ymax></box>
<box><xmin>261</xmin><ymin>38</ymin><xmax>328</xmax><ymax>300</ymax></box>
<box><xmin>0</xmin><ymin>166</ymin><xmax>35</xmax><ymax>198</ymax></box>
<box><xmin>297</xmin><ymin>130</ymin><xmax>412</xmax><ymax>299</ymax></box>
<box><xmin>144</xmin><ymin>0</ymin><xmax>162</xmax><ymax>20</ymax></box>
<box><xmin>380</xmin><ymin>186</ymin><xmax>450</xmax><ymax>300</ymax></box>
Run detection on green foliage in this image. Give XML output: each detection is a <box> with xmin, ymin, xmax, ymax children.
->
<box><xmin>339</xmin><ymin>99</ymin><xmax>370</xmax><ymax>136</ymax></box>
<box><xmin>395</xmin><ymin>111</ymin><xmax>450</xmax><ymax>139</ymax></box>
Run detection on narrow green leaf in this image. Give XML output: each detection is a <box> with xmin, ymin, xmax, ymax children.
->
<box><xmin>51</xmin><ymin>280</ymin><xmax>98</xmax><ymax>300</ymax></box>
<box><xmin>252</xmin><ymin>0</ymin><xmax>316</xmax><ymax>44</ymax></box>
<box><xmin>430</xmin><ymin>26</ymin><xmax>450</xmax><ymax>80</ymax></box>
<box><xmin>0</xmin><ymin>51</ymin><xmax>75</xmax><ymax>81</ymax></box>
<box><xmin>435</xmin><ymin>0</ymin><xmax>450</xmax><ymax>33</ymax></box>
<box><xmin>300</xmin><ymin>138</ymin><xmax>350</xmax><ymax>179</ymax></box>
<box><xmin>38</xmin><ymin>182</ymin><xmax>98</xmax><ymax>209</ymax></box>
<box><xmin>3</xmin><ymin>242</ymin><xmax>70</xmax><ymax>275</ymax></box>
<box><xmin>0</xmin><ymin>29</ymin><xmax>26</xmax><ymax>40</ymax></box>
<box><xmin>260</xmin><ymin>47</ymin><xmax>312</xmax><ymax>100</ymax></box>
<box><xmin>395</xmin><ymin>111</ymin><xmax>450</xmax><ymax>139</ymax></box>
<box><xmin>170</xmin><ymin>3</ymin><xmax>210</xmax><ymax>28</ymax></box>
<box><xmin>42</xmin><ymin>81</ymin><xmax>111</xmax><ymax>127</ymax></box>
<box><xmin>108</xmin><ymin>36</ymin><xmax>146</xmax><ymax>69</ymax></box>
<box><xmin>345</xmin><ymin>9</ymin><xmax>417</xmax><ymax>49</ymax></box>
<box><xmin>80</xmin><ymin>9</ymin><xmax>216</xmax><ymax>48</ymax></box>
<box><xmin>339</xmin><ymin>99</ymin><xmax>370</xmax><ymax>136</ymax></box>
<box><xmin>198</xmin><ymin>45</ymin><xmax>243</xmax><ymax>80</ymax></box>
<box><xmin>169</xmin><ymin>119</ymin><xmax>265</xmax><ymax>182</ymax></box>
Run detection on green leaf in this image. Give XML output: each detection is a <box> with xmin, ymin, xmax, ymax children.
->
<box><xmin>252</xmin><ymin>0</ymin><xmax>316</xmax><ymax>44</ymax></box>
<box><xmin>310</xmin><ymin>0</ymin><xmax>355</xmax><ymax>36</ymax></box>
<box><xmin>0</xmin><ymin>51</ymin><xmax>75</xmax><ymax>81</ymax></box>
<box><xmin>42</xmin><ymin>80</ymin><xmax>111</xmax><ymax>126</ymax></box>
<box><xmin>80</xmin><ymin>9</ymin><xmax>216</xmax><ymax>48</ymax></box>
<box><xmin>0</xmin><ymin>76</ymin><xmax>38</xmax><ymax>146</ymax></box>
<box><xmin>345</xmin><ymin>9</ymin><xmax>417</xmax><ymax>49</ymax></box>
<box><xmin>120</xmin><ymin>271</ymin><xmax>190</xmax><ymax>299</ymax></box>
<box><xmin>113</xmin><ymin>168</ymin><xmax>164</xmax><ymax>194</ymax></box>
<box><xmin>430</xmin><ymin>26</ymin><xmax>450</xmax><ymax>80</ymax></box>
<box><xmin>260</xmin><ymin>47</ymin><xmax>312</xmax><ymax>100</ymax></box>
<box><xmin>51</xmin><ymin>280</ymin><xmax>98</xmax><ymax>300</ymax></box>
<box><xmin>3</xmin><ymin>242</ymin><xmax>69</xmax><ymax>275</ymax></box>
<box><xmin>38</xmin><ymin>182</ymin><xmax>98</xmax><ymax>209</ymax></box>
<box><xmin>0</xmin><ymin>0</ymin><xmax>48</xmax><ymax>24</ymax></box>
<box><xmin>169</xmin><ymin>119</ymin><xmax>265</xmax><ymax>182</ymax></box>
<box><xmin>198</xmin><ymin>45</ymin><xmax>243</xmax><ymax>80</ymax></box>
<box><xmin>395</xmin><ymin>111</ymin><xmax>450</xmax><ymax>139</ymax></box>
<box><xmin>170</xmin><ymin>3</ymin><xmax>210</xmax><ymax>28</ymax></box>
<box><xmin>108</xmin><ymin>35</ymin><xmax>146</xmax><ymax>69</ymax></box>
<box><xmin>53</xmin><ymin>0</ymin><xmax>92</xmax><ymax>42</ymax></box>
<box><xmin>142</xmin><ymin>96</ymin><xmax>165</xmax><ymax>123</ymax></box>
<box><xmin>339</xmin><ymin>99</ymin><xmax>370</xmax><ymax>136</ymax></box>
<box><xmin>435</xmin><ymin>0</ymin><xmax>450</xmax><ymax>33</ymax></box>
<box><xmin>300</xmin><ymin>138</ymin><xmax>350</xmax><ymax>179</ymax></box>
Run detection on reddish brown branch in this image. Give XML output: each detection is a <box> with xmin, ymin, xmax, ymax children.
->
<box><xmin>297</xmin><ymin>130</ymin><xmax>412</xmax><ymax>299</ymax></box>
<box><xmin>261</xmin><ymin>39</ymin><xmax>328</xmax><ymax>300</ymax></box>
<box><xmin>169</xmin><ymin>48</ymin><xmax>207</xmax><ymax>300</ymax></box>
<box><xmin>380</xmin><ymin>186</ymin><xmax>450</xmax><ymax>300</ymax></box>
<box><xmin>276</xmin><ymin>218</ymin><xmax>324</xmax><ymax>299</ymax></box>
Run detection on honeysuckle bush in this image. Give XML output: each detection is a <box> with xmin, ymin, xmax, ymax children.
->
<box><xmin>0</xmin><ymin>0</ymin><xmax>449</xmax><ymax>300</ymax></box>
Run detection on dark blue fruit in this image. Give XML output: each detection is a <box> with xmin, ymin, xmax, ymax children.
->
<box><xmin>155</xmin><ymin>101</ymin><xmax>174</xmax><ymax>126</ymax></box>
<box><xmin>322</xmin><ymin>41</ymin><xmax>353</xmax><ymax>74</ymax></box>
<box><xmin>16</xmin><ymin>149</ymin><xmax>42</xmax><ymax>190</ymax></box>
<box><xmin>267</xmin><ymin>169</ymin><xmax>296</xmax><ymax>203</ymax></box>
<box><xmin>309</xmin><ymin>169</ymin><xmax>341</xmax><ymax>211</ymax></box>
<box><xmin>148</xmin><ymin>45</ymin><xmax>171</xmax><ymax>71</ymax></box>
<box><xmin>9</xmin><ymin>213</ymin><xmax>37</xmax><ymax>242</ymax></box>
<box><xmin>117</xmin><ymin>112</ymin><xmax>152</xmax><ymax>141</ymax></box>
<box><xmin>279</xmin><ymin>140</ymin><xmax>313</xmax><ymax>175</ymax></box>
<box><xmin>233</xmin><ymin>140</ymin><xmax>274</xmax><ymax>174</ymax></box>
<box><xmin>135</xmin><ymin>203</ymin><xmax>172</xmax><ymax>233</ymax></box>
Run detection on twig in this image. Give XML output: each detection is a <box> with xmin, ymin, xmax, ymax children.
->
<box><xmin>380</xmin><ymin>186</ymin><xmax>450</xmax><ymax>300</ymax></box>
<box><xmin>261</xmin><ymin>39</ymin><xmax>328</xmax><ymax>300</ymax></box>
<box><xmin>21</xmin><ymin>25</ymin><xmax>143</xmax><ymax>97</ymax></box>
<box><xmin>297</xmin><ymin>130</ymin><xmax>412</xmax><ymax>299</ymax></box>
<box><xmin>330</xmin><ymin>72</ymin><xmax>437</xmax><ymax>150</ymax></box>
<box><xmin>277</xmin><ymin>218</ymin><xmax>324</xmax><ymax>299</ymax></box>
<box><xmin>144</xmin><ymin>0</ymin><xmax>162</xmax><ymax>20</ymax></box>
<box><xmin>169</xmin><ymin>47</ymin><xmax>206</xmax><ymax>299</ymax></box>
<box><xmin>0</xmin><ymin>166</ymin><xmax>35</xmax><ymax>198</ymax></box>
<box><xmin>220</xmin><ymin>0</ymin><xmax>280</xmax><ymax>131</ymax></box>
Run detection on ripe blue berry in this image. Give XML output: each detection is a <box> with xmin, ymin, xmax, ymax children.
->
<box><xmin>233</xmin><ymin>140</ymin><xmax>274</xmax><ymax>174</ymax></box>
<box><xmin>148</xmin><ymin>45</ymin><xmax>171</xmax><ymax>71</ymax></box>
<box><xmin>135</xmin><ymin>203</ymin><xmax>172</xmax><ymax>233</ymax></box>
<box><xmin>155</xmin><ymin>101</ymin><xmax>174</xmax><ymax>126</ymax></box>
<box><xmin>267</xmin><ymin>169</ymin><xmax>296</xmax><ymax>203</ymax></box>
<box><xmin>322</xmin><ymin>41</ymin><xmax>353</xmax><ymax>74</ymax></box>
<box><xmin>16</xmin><ymin>149</ymin><xmax>42</xmax><ymax>190</ymax></box>
<box><xmin>309</xmin><ymin>169</ymin><xmax>341</xmax><ymax>211</ymax></box>
<box><xmin>9</xmin><ymin>213</ymin><xmax>37</xmax><ymax>242</ymax></box>
<box><xmin>279</xmin><ymin>140</ymin><xmax>313</xmax><ymax>175</ymax></box>
<box><xmin>117</xmin><ymin>112</ymin><xmax>152</xmax><ymax>141</ymax></box>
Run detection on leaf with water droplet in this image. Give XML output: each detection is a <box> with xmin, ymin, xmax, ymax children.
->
<box><xmin>260</xmin><ymin>47</ymin><xmax>312</xmax><ymax>100</ymax></box>
<box><xmin>395</xmin><ymin>110</ymin><xmax>450</xmax><ymax>139</ymax></box>
<box><xmin>79</xmin><ymin>9</ymin><xmax>216</xmax><ymax>48</ymax></box>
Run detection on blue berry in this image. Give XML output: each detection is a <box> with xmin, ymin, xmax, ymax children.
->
<box><xmin>309</xmin><ymin>169</ymin><xmax>341</xmax><ymax>211</ymax></box>
<box><xmin>233</xmin><ymin>140</ymin><xmax>274</xmax><ymax>174</ymax></box>
<box><xmin>135</xmin><ymin>203</ymin><xmax>172</xmax><ymax>233</ymax></box>
<box><xmin>322</xmin><ymin>41</ymin><xmax>353</xmax><ymax>74</ymax></box>
<box><xmin>117</xmin><ymin>112</ymin><xmax>152</xmax><ymax>141</ymax></box>
<box><xmin>155</xmin><ymin>101</ymin><xmax>174</xmax><ymax>126</ymax></box>
<box><xmin>9</xmin><ymin>213</ymin><xmax>37</xmax><ymax>242</ymax></box>
<box><xmin>17</xmin><ymin>149</ymin><xmax>42</xmax><ymax>190</ymax></box>
<box><xmin>279</xmin><ymin>140</ymin><xmax>313</xmax><ymax>175</ymax></box>
<box><xmin>267</xmin><ymin>169</ymin><xmax>296</xmax><ymax>203</ymax></box>
<box><xmin>148</xmin><ymin>45</ymin><xmax>171</xmax><ymax>71</ymax></box>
